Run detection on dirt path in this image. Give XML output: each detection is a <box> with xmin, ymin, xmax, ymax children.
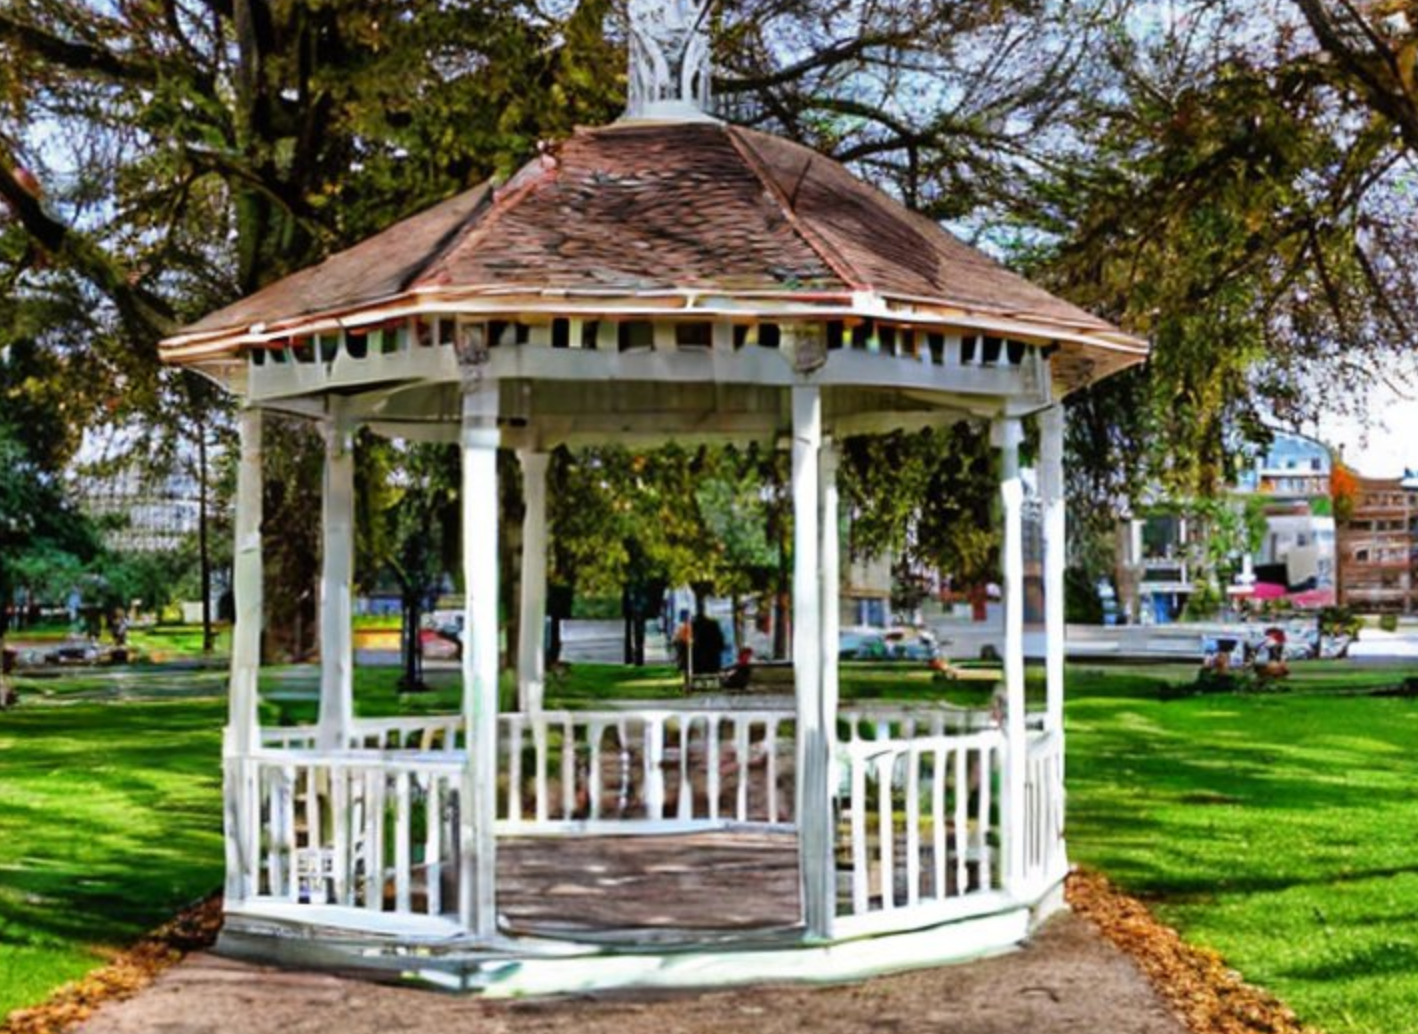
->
<box><xmin>67</xmin><ymin>911</ymin><xmax>1186</xmax><ymax>1034</ymax></box>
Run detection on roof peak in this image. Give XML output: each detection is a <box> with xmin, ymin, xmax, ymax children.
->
<box><xmin>623</xmin><ymin>0</ymin><xmax>716</xmax><ymax>123</ymax></box>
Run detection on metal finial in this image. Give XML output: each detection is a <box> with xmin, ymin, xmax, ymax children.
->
<box><xmin>625</xmin><ymin>0</ymin><xmax>716</xmax><ymax>121</ymax></box>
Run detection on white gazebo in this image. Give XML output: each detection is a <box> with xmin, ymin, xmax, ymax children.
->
<box><xmin>160</xmin><ymin>1</ymin><xmax>1146</xmax><ymax>996</ymax></box>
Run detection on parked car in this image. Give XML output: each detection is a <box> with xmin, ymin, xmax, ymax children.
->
<box><xmin>839</xmin><ymin>628</ymin><xmax>938</xmax><ymax>662</ymax></box>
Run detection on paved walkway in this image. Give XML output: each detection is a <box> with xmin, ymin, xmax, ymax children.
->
<box><xmin>75</xmin><ymin>912</ymin><xmax>1186</xmax><ymax>1034</ymax></box>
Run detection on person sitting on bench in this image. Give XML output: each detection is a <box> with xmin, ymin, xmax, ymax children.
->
<box><xmin>721</xmin><ymin>646</ymin><xmax>754</xmax><ymax>691</ymax></box>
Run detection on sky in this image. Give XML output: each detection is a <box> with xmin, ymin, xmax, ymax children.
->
<box><xmin>1313</xmin><ymin>381</ymin><xmax>1418</xmax><ymax>479</ymax></box>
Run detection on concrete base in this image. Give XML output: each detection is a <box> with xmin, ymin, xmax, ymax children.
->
<box><xmin>216</xmin><ymin>876</ymin><xmax>1071</xmax><ymax>998</ymax></box>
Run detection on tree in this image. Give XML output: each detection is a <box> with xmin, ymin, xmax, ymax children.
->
<box><xmin>4</xmin><ymin>0</ymin><xmax>1412</xmax><ymax>631</ymax></box>
<box><xmin>356</xmin><ymin>437</ymin><xmax>460</xmax><ymax>691</ymax></box>
<box><xmin>0</xmin><ymin>0</ymin><xmax>625</xmax><ymax>658</ymax></box>
<box><xmin>840</xmin><ymin>423</ymin><xmax>1000</xmax><ymax>605</ymax></box>
<box><xmin>1026</xmin><ymin>1</ymin><xmax>1418</xmax><ymax>503</ymax></box>
<box><xmin>1290</xmin><ymin>0</ymin><xmax>1418</xmax><ymax>153</ymax></box>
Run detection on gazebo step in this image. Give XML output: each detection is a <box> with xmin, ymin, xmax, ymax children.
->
<box><xmin>219</xmin><ymin>896</ymin><xmax>1041</xmax><ymax>997</ymax></box>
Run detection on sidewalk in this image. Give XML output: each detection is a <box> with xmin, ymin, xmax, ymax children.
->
<box><xmin>73</xmin><ymin>912</ymin><xmax>1187</xmax><ymax>1034</ymax></box>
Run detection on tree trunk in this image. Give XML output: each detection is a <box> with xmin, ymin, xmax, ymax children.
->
<box><xmin>399</xmin><ymin>594</ymin><xmax>425</xmax><ymax>692</ymax></box>
<box><xmin>623</xmin><ymin>584</ymin><xmax>634</xmax><ymax>665</ymax></box>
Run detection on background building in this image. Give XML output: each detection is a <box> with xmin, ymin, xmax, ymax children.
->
<box><xmin>1337</xmin><ymin>476</ymin><xmax>1418</xmax><ymax>613</ymax></box>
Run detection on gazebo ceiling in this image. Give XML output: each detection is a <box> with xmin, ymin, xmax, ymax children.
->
<box><xmin>160</xmin><ymin>120</ymin><xmax>1146</xmax><ymax>394</ymax></box>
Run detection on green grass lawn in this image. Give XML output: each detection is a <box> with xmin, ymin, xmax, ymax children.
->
<box><xmin>1065</xmin><ymin>662</ymin><xmax>1418</xmax><ymax>1034</ymax></box>
<box><xmin>4</xmin><ymin>657</ymin><xmax>1418</xmax><ymax>1032</ymax></box>
<box><xmin>0</xmin><ymin>698</ymin><xmax>225</xmax><ymax>1019</ymax></box>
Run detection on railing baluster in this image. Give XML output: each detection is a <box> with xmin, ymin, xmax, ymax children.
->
<box><xmin>978</xmin><ymin>745</ymin><xmax>993</xmax><ymax>890</ymax></box>
<box><xmin>645</xmin><ymin>717</ymin><xmax>666</xmax><ymax>820</ymax></box>
<box><xmin>588</xmin><ymin>722</ymin><xmax>604</xmax><ymax>820</ymax></box>
<box><xmin>677</xmin><ymin>716</ymin><xmax>693</xmax><ymax>822</ymax></box>
<box><xmin>364</xmin><ymin>767</ymin><xmax>384</xmax><ymax>910</ymax></box>
<box><xmin>878</xmin><ymin>751</ymin><xmax>895</xmax><ymax>910</ymax></box>
<box><xmin>850</xmin><ymin>750</ymin><xmax>868</xmax><ymax>915</ymax></box>
<box><xmin>765</xmin><ymin>720</ymin><xmax>779</xmax><ymax>824</ymax></box>
<box><xmin>507</xmin><ymin>717</ymin><xmax>524</xmax><ymax>824</ymax></box>
<box><xmin>905</xmin><ymin>746</ymin><xmax>921</xmax><ymax>905</ymax></box>
<box><xmin>562</xmin><ymin>717</ymin><xmax>576</xmax><ymax>819</ymax></box>
<box><xmin>331</xmin><ymin>767</ymin><xmax>349</xmax><ymax>905</ymax></box>
<box><xmin>931</xmin><ymin>747</ymin><xmax>946</xmax><ymax>901</ymax></box>
<box><xmin>535</xmin><ymin>717</ymin><xmax>550</xmax><ymax>823</ymax></box>
<box><xmin>306</xmin><ymin>765</ymin><xmax>322</xmax><ymax>904</ymax></box>
<box><xmin>426</xmin><ymin>774</ymin><xmax>442</xmax><ymax>915</ymax></box>
<box><xmin>707</xmin><ymin>717</ymin><xmax>721</xmax><ymax>822</ymax></box>
<box><xmin>954</xmin><ymin>746</ymin><xmax>968</xmax><ymax>896</ymax></box>
<box><xmin>734</xmin><ymin>718</ymin><xmax>750</xmax><ymax>822</ymax></box>
<box><xmin>394</xmin><ymin>771</ymin><xmax>412</xmax><ymax>913</ymax></box>
<box><xmin>616</xmin><ymin>720</ymin><xmax>631</xmax><ymax>816</ymax></box>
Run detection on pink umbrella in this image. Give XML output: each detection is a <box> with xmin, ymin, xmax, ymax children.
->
<box><xmin>1251</xmin><ymin>582</ymin><xmax>1289</xmax><ymax>600</ymax></box>
<box><xmin>1288</xmin><ymin>588</ymin><xmax>1335</xmax><ymax>609</ymax></box>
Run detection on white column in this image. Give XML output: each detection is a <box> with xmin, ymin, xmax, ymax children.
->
<box><xmin>1040</xmin><ymin>406</ymin><xmax>1066</xmax><ymax>735</ymax></box>
<box><xmin>517</xmin><ymin>451</ymin><xmax>550</xmax><ymax>713</ymax></box>
<box><xmin>994</xmin><ymin>417</ymin><xmax>1027</xmax><ymax>896</ymax></box>
<box><xmin>459</xmin><ymin>387</ymin><xmax>500</xmax><ymax>938</ymax></box>
<box><xmin>1128</xmin><ymin>518</ymin><xmax>1145</xmax><ymax>622</ymax></box>
<box><xmin>225</xmin><ymin>407</ymin><xmax>264</xmax><ymax>903</ymax></box>
<box><xmin>317</xmin><ymin>410</ymin><xmax>355</xmax><ymax>750</ymax></box>
<box><xmin>820</xmin><ymin>440</ymin><xmax>841</xmax><ymax>732</ymax></box>
<box><xmin>792</xmin><ymin>386</ymin><xmax>832</xmax><ymax>939</ymax></box>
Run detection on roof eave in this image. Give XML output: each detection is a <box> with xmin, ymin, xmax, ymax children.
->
<box><xmin>159</xmin><ymin>284</ymin><xmax>1148</xmax><ymax>368</ymax></box>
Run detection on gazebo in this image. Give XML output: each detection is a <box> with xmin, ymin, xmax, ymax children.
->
<box><xmin>160</xmin><ymin>2</ymin><xmax>1146</xmax><ymax>995</ymax></box>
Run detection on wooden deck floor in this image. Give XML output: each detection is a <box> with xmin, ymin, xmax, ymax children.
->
<box><xmin>496</xmin><ymin>832</ymin><xmax>803</xmax><ymax>940</ymax></box>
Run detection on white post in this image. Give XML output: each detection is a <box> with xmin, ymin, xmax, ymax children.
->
<box><xmin>994</xmin><ymin>417</ymin><xmax>1027</xmax><ymax>896</ymax></box>
<box><xmin>1040</xmin><ymin>406</ymin><xmax>1066</xmax><ymax>735</ymax></box>
<box><xmin>226</xmin><ymin>407</ymin><xmax>264</xmax><ymax>904</ymax></box>
<box><xmin>459</xmin><ymin>387</ymin><xmax>500</xmax><ymax>938</ymax></box>
<box><xmin>1128</xmin><ymin>518</ymin><xmax>1144</xmax><ymax>622</ymax></box>
<box><xmin>792</xmin><ymin>386</ymin><xmax>832</xmax><ymax>939</ymax></box>
<box><xmin>820</xmin><ymin>439</ymin><xmax>841</xmax><ymax>732</ymax></box>
<box><xmin>517</xmin><ymin>451</ymin><xmax>550</xmax><ymax>713</ymax></box>
<box><xmin>318</xmin><ymin>408</ymin><xmax>355</xmax><ymax>750</ymax></box>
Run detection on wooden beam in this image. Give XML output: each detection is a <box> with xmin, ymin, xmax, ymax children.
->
<box><xmin>517</xmin><ymin>451</ymin><xmax>550</xmax><ymax>712</ymax></box>
<box><xmin>460</xmin><ymin>387</ymin><xmax>501</xmax><ymax>938</ymax></box>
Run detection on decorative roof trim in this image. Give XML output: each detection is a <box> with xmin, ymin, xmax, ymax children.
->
<box><xmin>158</xmin><ymin>285</ymin><xmax>1147</xmax><ymax>366</ymax></box>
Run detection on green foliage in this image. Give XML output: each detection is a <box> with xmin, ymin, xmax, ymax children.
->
<box><xmin>1180</xmin><ymin>577</ymin><xmax>1224</xmax><ymax>622</ymax></box>
<box><xmin>1379</xmin><ymin>612</ymin><xmax>1399</xmax><ymax>633</ymax></box>
<box><xmin>0</xmin><ymin>419</ymin><xmax>103</xmax><ymax>637</ymax></box>
<box><xmin>1065</xmin><ymin>566</ymin><xmax>1105</xmax><ymax>624</ymax></box>
<box><xmin>354</xmin><ymin>437</ymin><xmax>461</xmax><ymax>687</ymax></box>
<box><xmin>1036</xmin><ymin>12</ymin><xmax>1418</xmax><ymax>500</ymax></box>
<box><xmin>547</xmin><ymin>444</ymin><xmax>785</xmax><ymax>606</ymax></box>
<box><xmin>1318</xmin><ymin>605</ymin><xmax>1362</xmax><ymax>639</ymax></box>
<box><xmin>840</xmin><ymin>422</ymin><xmax>999</xmax><ymax>588</ymax></box>
<box><xmin>259</xmin><ymin>416</ymin><xmax>323</xmax><ymax>661</ymax></box>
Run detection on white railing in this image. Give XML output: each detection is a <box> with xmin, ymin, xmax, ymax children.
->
<box><xmin>245</xmin><ymin>749</ymin><xmax>464</xmax><ymax>921</ymax></box>
<box><xmin>243</xmin><ymin>705</ymin><xmax>1044</xmax><ymax>935</ymax></box>
<box><xmin>838</xmin><ymin>702</ymin><xmax>998</xmax><ymax>743</ymax></box>
<box><xmin>498</xmin><ymin>708</ymin><xmax>796</xmax><ymax>833</ymax></box>
<box><xmin>836</xmin><ymin>728</ymin><xmax>1006</xmax><ymax>936</ymax></box>
<box><xmin>261</xmin><ymin>716</ymin><xmax>464</xmax><ymax>752</ymax></box>
<box><xmin>1022</xmin><ymin>729</ymin><xmax>1066</xmax><ymax>893</ymax></box>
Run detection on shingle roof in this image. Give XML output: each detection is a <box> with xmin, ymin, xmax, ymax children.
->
<box><xmin>169</xmin><ymin>119</ymin><xmax>1144</xmax><ymax>382</ymax></box>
